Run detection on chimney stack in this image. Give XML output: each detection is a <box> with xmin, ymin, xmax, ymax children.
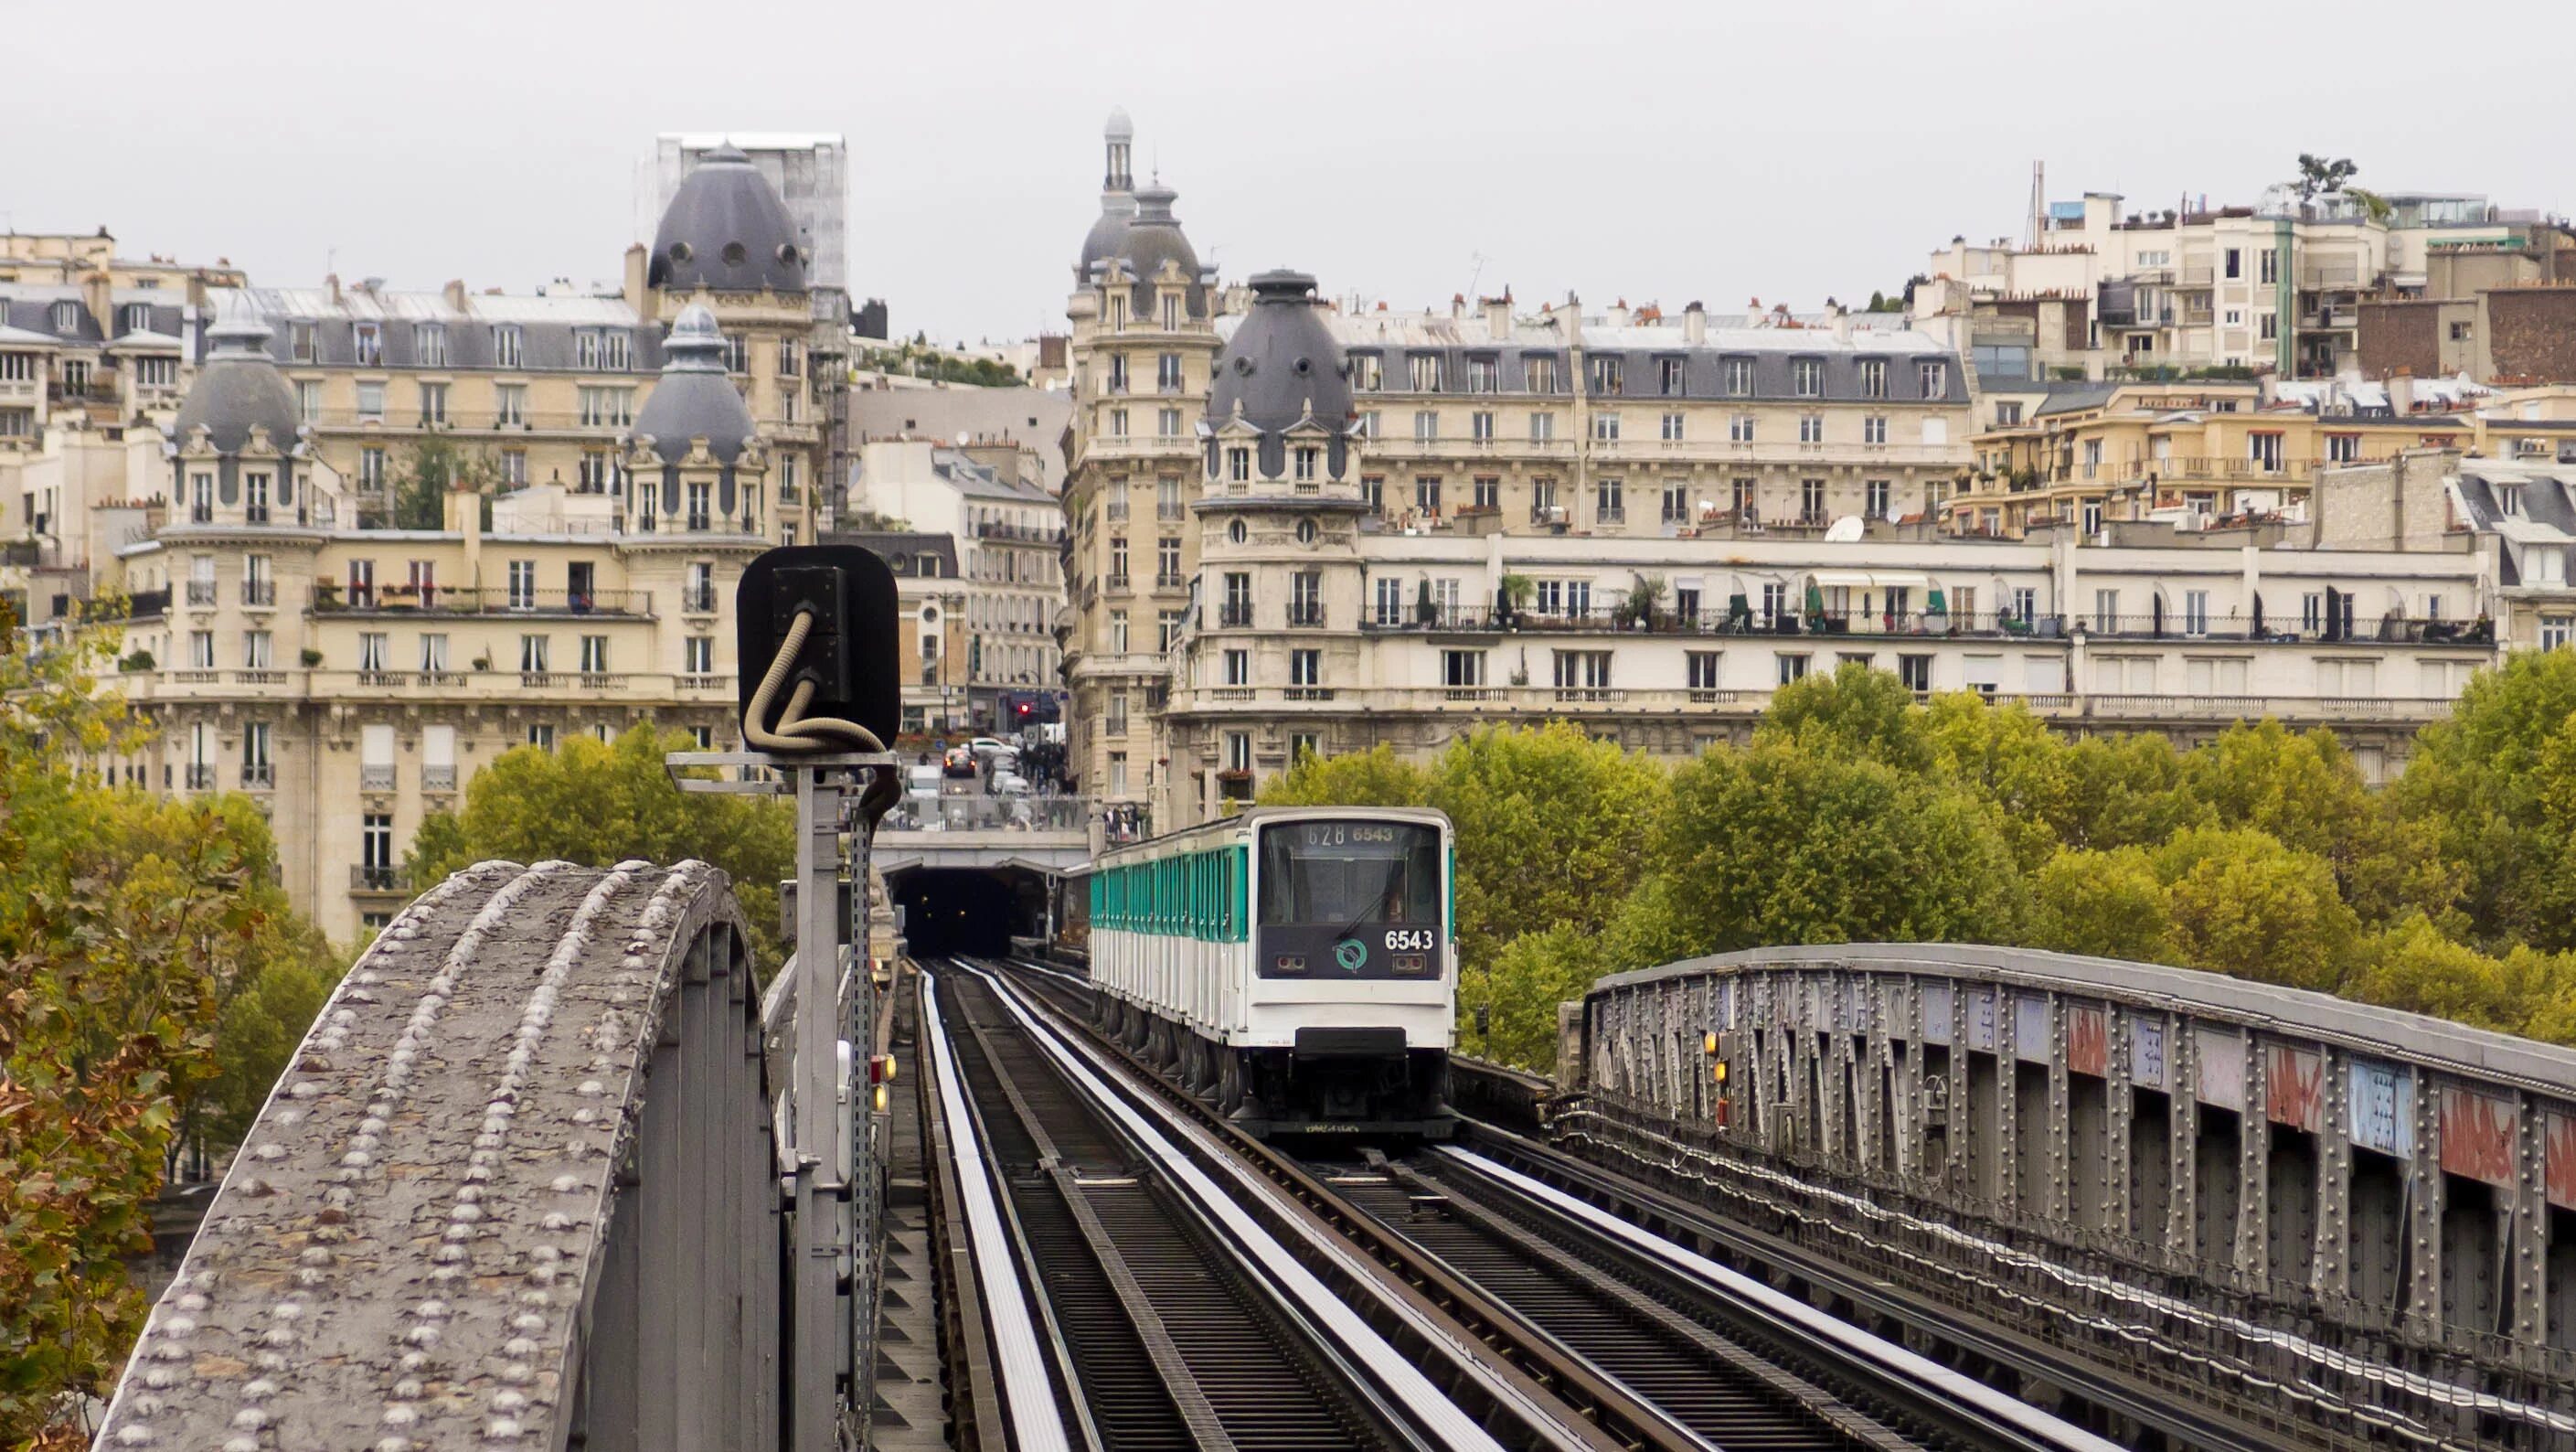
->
<box><xmin>443</xmin><ymin>278</ymin><xmax>468</xmax><ymax>312</ymax></box>
<box><xmin>1830</xmin><ymin>301</ymin><xmax>1852</xmax><ymax>342</ymax></box>
<box><xmin>1683</xmin><ymin>300</ymin><xmax>1706</xmax><ymax>345</ymax></box>
<box><xmin>1746</xmin><ymin>296</ymin><xmax>1765</xmax><ymax>328</ymax></box>
<box><xmin>2390</xmin><ymin>368</ymin><xmax>2416</xmax><ymax>416</ymax></box>
<box><xmin>1484</xmin><ymin>295</ymin><xmax>1511</xmax><ymax>341</ymax></box>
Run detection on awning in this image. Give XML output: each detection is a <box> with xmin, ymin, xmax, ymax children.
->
<box><xmin>1673</xmin><ymin>576</ymin><xmax>1704</xmax><ymax>593</ymax></box>
<box><xmin>1807</xmin><ymin>570</ymin><xmax>1932</xmax><ymax>593</ymax></box>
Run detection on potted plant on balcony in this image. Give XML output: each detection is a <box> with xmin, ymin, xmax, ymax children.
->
<box><xmin>472</xmin><ymin>654</ymin><xmax>492</xmax><ymax>672</ymax></box>
<box><xmin>118</xmin><ymin>648</ymin><xmax>154</xmax><ymax>673</ymax></box>
<box><xmin>1620</xmin><ymin>573</ymin><xmax>1668</xmax><ymax>632</ymax></box>
<box><xmin>1497</xmin><ymin>573</ymin><xmax>1533</xmax><ymax>630</ymax></box>
<box><xmin>313</xmin><ymin>579</ymin><xmax>341</xmax><ymax>609</ymax></box>
<box><xmin>300</xmin><ymin>647</ymin><xmax>324</xmax><ymax>667</ymax></box>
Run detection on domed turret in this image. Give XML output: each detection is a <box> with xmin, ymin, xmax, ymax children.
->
<box><xmin>631</xmin><ymin>304</ymin><xmax>757</xmax><ymax>464</ymax></box>
<box><xmin>649</xmin><ymin>144</ymin><xmax>808</xmax><ymax>294</ymax></box>
<box><xmin>1077</xmin><ymin>108</ymin><xmax>1139</xmax><ymax>279</ymax></box>
<box><xmin>1102</xmin><ymin>184</ymin><xmax>1209</xmax><ymax>323</ymax></box>
<box><xmin>1206</xmin><ymin>270</ymin><xmax>1350</xmax><ymax>481</ymax></box>
<box><xmin>173</xmin><ymin>294</ymin><xmax>301</xmax><ymax>456</ymax></box>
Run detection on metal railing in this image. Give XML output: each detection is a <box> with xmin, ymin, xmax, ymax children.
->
<box><xmin>1287</xmin><ymin>604</ymin><xmax>1325</xmax><ymax>627</ymax></box>
<box><xmin>184</xmin><ymin>764</ymin><xmax>215</xmax><ymax>790</ymax></box>
<box><xmin>879</xmin><ymin>794</ymin><xmax>1094</xmax><ymax>834</ymax></box>
<box><xmin>310</xmin><ymin>585</ymin><xmax>651</xmax><ymax>616</ymax></box>
<box><xmin>360</xmin><ymin>764</ymin><xmax>396</xmax><ymax>792</ymax></box>
<box><xmin>186</xmin><ymin>582</ymin><xmax>218</xmax><ymax>606</ymax></box>
<box><xmin>423</xmin><ymin>764</ymin><xmax>457</xmax><ymax>792</ymax></box>
<box><xmin>1218</xmin><ymin>603</ymin><xmax>1254</xmax><ymax>627</ymax></box>
<box><xmin>349</xmin><ymin>864</ymin><xmax>410</xmax><ymax>892</ymax></box>
<box><xmin>240</xmin><ymin>763</ymin><xmax>274</xmax><ymax>788</ymax></box>
<box><xmin>244</xmin><ymin>580</ymin><xmax>275</xmax><ymax>607</ymax></box>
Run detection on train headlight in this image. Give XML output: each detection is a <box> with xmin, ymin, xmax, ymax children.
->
<box><xmin>1392</xmin><ymin>955</ymin><xmax>1429</xmax><ymax>975</ymax></box>
<box><xmin>1272</xmin><ymin>955</ymin><xmax>1307</xmax><ymax>975</ymax></box>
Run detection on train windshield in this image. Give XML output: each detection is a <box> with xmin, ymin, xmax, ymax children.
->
<box><xmin>1258</xmin><ymin>820</ymin><xmax>1442</xmax><ymax>927</ymax></box>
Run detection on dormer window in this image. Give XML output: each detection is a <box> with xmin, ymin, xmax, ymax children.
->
<box><xmin>1658</xmin><ymin>357</ymin><xmax>1687</xmax><ymax>397</ymax></box>
<box><xmin>1792</xmin><ymin>358</ymin><xmax>1824</xmax><ymax>397</ymax></box>
<box><xmin>1350</xmin><ymin>354</ymin><xmax>1383</xmax><ymax>391</ymax></box>
<box><xmin>1228</xmin><ymin>446</ymin><xmax>1251</xmax><ymax>482</ymax></box>
<box><xmin>1722</xmin><ymin>358</ymin><xmax>1754</xmax><ymax>396</ymax></box>
<box><xmin>492</xmin><ymin>325</ymin><xmax>523</xmax><ymax>368</ymax></box>
<box><xmin>1858</xmin><ymin>358</ymin><xmax>1888</xmax><ymax>399</ymax></box>
<box><xmin>2501</xmin><ymin>482</ymin><xmax>2526</xmax><ymax>516</ymax></box>
<box><xmin>352</xmin><ymin>322</ymin><xmax>381</xmax><ymax>366</ymax></box>
<box><xmin>1409</xmin><ymin>353</ymin><xmax>1444</xmax><ymax>391</ymax></box>
<box><xmin>413</xmin><ymin>323</ymin><xmax>447</xmax><ymax>367</ymax></box>
<box><xmin>1160</xmin><ymin>294</ymin><xmax>1180</xmax><ymax>330</ymax></box>
<box><xmin>1295</xmin><ymin>446</ymin><xmax>1318</xmax><ymax>481</ymax></box>
<box><xmin>1918</xmin><ymin>359</ymin><xmax>1947</xmax><ymax>398</ymax></box>
<box><xmin>1466</xmin><ymin>357</ymin><xmax>1500</xmax><ymax>393</ymax></box>
<box><xmin>49</xmin><ymin>302</ymin><xmax>80</xmax><ymax>334</ymax></box>
<box><xmin>119</xmin><ymin>303</ymin><xmax>153</xmax><ymax>334</ymax></box>
<box><xmin>1590</xmin><ymin>355</ymin><xmax>1623</xmax><ymax>393</ymax></box>
<box><xmin>1524</xmin><ymin>355</ymin><xmax>1558</xmax><ymax>392</ymax></box>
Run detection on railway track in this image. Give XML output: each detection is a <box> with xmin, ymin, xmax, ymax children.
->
<box><xmin>969</xmin><ymin>954</ymin><xmax>2159</xmax><ymax>1452</ymax></box>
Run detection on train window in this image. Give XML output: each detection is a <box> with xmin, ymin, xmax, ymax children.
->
<box><xmin>1258</xmin><ymin>821</ymin><xmax>1441</xmax><ymax>927</ymax></box>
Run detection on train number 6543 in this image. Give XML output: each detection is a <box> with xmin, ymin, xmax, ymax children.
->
<box><xmin>1384</xmin><ymin>928</ymin><xmax>1439</xmax><ymax>953</ymax></box>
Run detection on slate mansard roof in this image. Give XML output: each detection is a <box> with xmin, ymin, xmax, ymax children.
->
<box><xmin>209</xmin><ymin>286</ymin><xmax>664</xmax><ymax>374</ymax></box>
<box><xmin>1319</xmin><ymin>315</ymin><xmax>1968</xmax><ymax>405</ymax></box>
<box><xmin>0</xmin><ymin>284</ymin><xmax>186</xmax><ymax>347</ymax></box>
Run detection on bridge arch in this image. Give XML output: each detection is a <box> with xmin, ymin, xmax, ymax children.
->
<box><xmin>92</xmin><ymin>859</ymin><xmax>782</xmax><ymax>1451</ymax></box>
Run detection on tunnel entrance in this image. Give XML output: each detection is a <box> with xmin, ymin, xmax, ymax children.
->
<box><xmin>889</xmin><ymin>867</ymin><xmax>1047</xmax><ymax>959</ymax></box>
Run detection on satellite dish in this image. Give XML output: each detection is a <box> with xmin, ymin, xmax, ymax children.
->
<box><xmin>1824</xmin><ymin>515</ymin><xmax>1865</xmax><ymax>543</ymax></box>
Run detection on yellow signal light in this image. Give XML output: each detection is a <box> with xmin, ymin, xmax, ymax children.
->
<box><xmin>1712</xmin><ymin>1060</ymin><xmax>1730</xmax><ymax>1084</ymax></box>
<box><xmin>1702</xmin><ymin>1031</ymin><xmax>1719</xmax><ymax>1055</ymax></box>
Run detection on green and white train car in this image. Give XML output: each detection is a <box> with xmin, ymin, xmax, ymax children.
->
<box><xmin>1084</xmin><ymin>806</ymin><xmax>1455</xmax><ymax>1136</ymax></box>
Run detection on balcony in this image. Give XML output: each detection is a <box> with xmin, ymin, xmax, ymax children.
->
<box><xmin>682</xmin><ymin>586</ymin><xmax>718</xmax><ymax>614</ymax></box>
<box><xmin>241</xmin><ymin>763</ymin><xmax>275</xmax><ymax>789</ymax></box>
<box><xmin>1104</xmin><ymin>573</ymin><xmax>1132</xmax><ymax>592</ymax></box>
<box><xmin>360</xmin><ymin>763</ymin><xmax>396</xmax><ymax>792</ymax></box>
<box><xmin>184</xmin><ymin>764</ymin><xmax>215</xmax><ymax>791</ymax></box>
<box><xmin>974</xmin><ymin>520</ymin><xmax>1067</xmax><ymax>544</ymax></box>
<box><xmin>1219</xmin><ymin>603</ymin><xmax>1254</xmax><ymax>627</ymax></box>
<box><xmin>1154</xmin><ymin>573</ymin><xmax>1186</xmax><ymax>591</ymax></box>
<box><xmin>243</xmin><ymin>580</ymin><xmax>276</xmax><ymax>608</ymax></box>
<box><xmin>1287</xmin><ymin>604</ymin><xmax>1325</xmax><ymax>627</ymax></box>
<box><xmin>350</xmin><ymin>864</ymin><xmax>411</xmax><ymax>894</ymax></box>
<box><xmin>185</xmin><ymin>581</ymin><xmax>218</xmax><ymax>606</ymax></box>
<box><xmin>309</xmin><ymin>584</ymin><xmax>652</xmax><ymax>617</ymax></box>
<box><xmin>423</xmin><ymin>764</ymin><xmax>458</xmax><ymax>793</ymax></box>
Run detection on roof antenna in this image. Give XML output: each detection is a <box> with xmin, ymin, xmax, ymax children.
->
<box><xmin>1466</xmin><ymin>251</ymin><xmax>1488</xmax><ymax>302</ymax></box>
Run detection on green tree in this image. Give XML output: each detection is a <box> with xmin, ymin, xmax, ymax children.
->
<box><xmin>2389</xmin><ymin>650</ymin><xmax>2576</xmax><ymax>947</ymax></box>
<box><xmin>406</xmin><ymin>726</ymin><xmax>795</xmax><ymax>969</ymax></box>
<box><xmin>2176</xmin><ymin>720</ymin><xmax>2454</xmax><ymax>924</ymax></box>
<box><xmin>2026</xmin><ymin>847</ymin><xmax>2175</xmax><ymax>962</ymax></box>
<box><xmin>2153</xmin><ymin>827</ymin><xmax>2360</xmax><ymax>991</ymax></box>
<box><xmin>384</xmin><ymin>437</ymin><xmax>495</xmax><ymax>530</ymax></box>
<box><xmin>1651</xmin><ymin>736</ymin><xmax>2027</xmax><ymax>956</ymax></box>
<box><xmin>0</xmin><ymin>605</ymin><xmax>333</xmax><ymax>1442</ymax></box>
<box><xmin>1468</xmin><ymin>924</ymin><xmax>1602</xmax><ymax>1071</ymax></box>
<box><xmin>1428</xmin><ymin>724</ymin><xmax>1666</xmax><ymax>981</ymax></box>
<box><xmin>1760</xmin><ymin>662</ymin><xmax>1932</xmax><ymax>772</ymax></box>
<box><xmin>1257</xmin><ymin>743</ymin><xmax>1432</xmax><ymax>810</ymax></box>
<box><xmin>1921</xmin><ymin>693</ymin><xmax>2078</xmax><ymax>870</ymax></box>
<box><xmin>2295</xmin><ymin>153</ymin><xmax>2358</xmax><ymax>202</ymax></box>
<box><xmin>2058</xmin><ymin>731</ymin><xmax>2198</xmax><ymax>850</ymax></box>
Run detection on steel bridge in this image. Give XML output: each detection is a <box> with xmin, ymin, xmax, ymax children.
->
<box><xmin>88</xmin><ymin>902</ymin><xmax>2576</xmax><ymax>1449</ymax></box>
<box><xmin>1571</xmin><ymin>944</ymin><xmax>2576</xmax><ymax>1448</ymax></box>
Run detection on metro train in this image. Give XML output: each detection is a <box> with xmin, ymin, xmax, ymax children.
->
<box><xmin>1084</xmin><ymin>806</ymin><xmax>1456</xmax><ymax>1136</ymax></box>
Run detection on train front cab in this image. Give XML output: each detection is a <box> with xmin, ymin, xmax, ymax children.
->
<box><xmin>1236</xmin><ymin>811</ymin><xmax>1454</xmax><ymax>1137</ymax></box>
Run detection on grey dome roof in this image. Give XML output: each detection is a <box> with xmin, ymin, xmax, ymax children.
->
<box><xmin>1207</xmin><ymin>270</ymin><xmax>1351</xmax><ymax>482</ymax></box>
<box><xmin>1077</xmin><ymin>193</ymin><xmax>1136</xmax><ymax>275</ymax></box>
<box><xmin>1118</xmin><ymin>187</ymin><xmax>1199</xmax><ymax>286</ymax></box>
<box><xmin>1209</xmin><ymin>271</ymin><xmax>1348</xmax><ymax>433</ymax></box>
<box><xmin>173</xmin><ymin>301</ymin><xmax>301</xmax><ymax>455</ymax></box>
<box><xmin>630</xmin><ymin>304</ymin><xmax>759</xmax><ymax>463</ymax></box>
<box><xmin>1104</xmin><ymin>106</ymin><xmax>1133</xmax><ymax>142</ymax></box>
<box><xmin>648</xmin><ymin>144</ymin><xmax>808</xmax><ymax>294</ymax></box>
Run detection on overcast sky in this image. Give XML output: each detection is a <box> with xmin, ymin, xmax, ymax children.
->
<box><xmin>10</xmin><ymin>1</ymin><xmax>2570</xmax><ymax>346</ymax></box>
